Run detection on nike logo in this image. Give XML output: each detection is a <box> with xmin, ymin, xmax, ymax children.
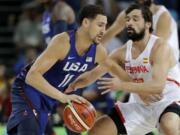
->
<box><xmin>68</xmin><ymin>56</ymin><xmax>75</xmax><ymax>60</ymax></box>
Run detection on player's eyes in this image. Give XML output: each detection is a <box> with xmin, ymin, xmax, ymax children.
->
<box><xmin>98</xmin><ymin>24</ymin><xmax>106</xmax><ymax>28</ymax></box>
<box><xmin>125</xmin><ymin>17</ymin><xmax>131</xmax><ymax>22</ymax></box>
<box><xmin>126</xmin><ymin>18</ymin><xmax>130</xmax><ymax>22</ymax></box>
<box><xmin>133</xmin><ymin>18</ymin><xmax>139</xmax><ymax>21</ymax></box>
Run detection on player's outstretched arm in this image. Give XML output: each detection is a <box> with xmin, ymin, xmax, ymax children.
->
<box><xmin>65</xmin><ymin>45</ymin><xmax>130</xmax><ymax>93</ymax></box>
<box><xmin>65</xmin><ymin>45</ymin><xmax>110</xmax><ymax>93</ymax></box>
<box><xmin>65</xmin><ymin>65</ymin><xmax>108</xmax><ymax>93</ymax></box>
<box><xmin>98</xmin><ymin>39</ymin><xmax>172</xmax><ymax>95</ymax></box>
<box><xmin>155</xmin><ymin>12</ymin><xmax>171</xmax><ymax>41</ymax></box>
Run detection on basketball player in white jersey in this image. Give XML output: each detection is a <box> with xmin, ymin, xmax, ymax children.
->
<box><xmin>136</xmin><ymin>0</ymin><xmax>179</xmax><ymax>60</ymax></box>
<box><xmin>102</xmin><ymin>0</ymin><xmax>179</xmax><ymax>61</ymax></box>
<box><xmin>65</xmin><ymin>4</ymin><xmax>180</xmax><ymax>135</ymax></box>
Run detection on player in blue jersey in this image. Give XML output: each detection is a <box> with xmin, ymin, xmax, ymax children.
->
<box><xmin>7</xmin><ymin>5</ymin><xmax>130</xmax><ymax>135</ymax></box>
<box><xmin>39</xmin><ymin>0</ymin><xmax>78</xmax><ymax>134</ymax></box>
<box><xmin>39</xmin><ymin>0</ymin><xmax>78</xmax><ymax>44</ymax></box>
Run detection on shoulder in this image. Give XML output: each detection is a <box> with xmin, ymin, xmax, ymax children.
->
<box><xmin>150</xmin><ymin>36</ymin><xmax>174</xmax><ymax>67</ymax></box>
<box><xmin>154</xmin><ymin>37</ymin><xmax>168</xmax><ymax>48</ymax></box>
<box><xmin>95</xmin><ymin>44</ymin><xmax>108</xmax><ymax>63</ymax></box>
<box><xmin>109</xmin><ymin>44</ymin><xmax>127</xmax><ymax>63</ymax></box>
<box><xmin>50</xmin><ymin>32</ymin><xmax>70</xmax><ymax>45</ymax></box>
<box><xmin>46</xmin><ymin>32</ymin><xmax>70</xmax><ymax>60</ymax></box>
<box><xmin>152</xmin><ymin>37</ymin><xmax>170</xmax><ymax>55</ymax></box>
<box><xmin>160</xmin><ymin>11</ymin><xmax>171</xmax><ymax>20</ymax></box>
<box><xmin>157</xmin><ymin>6</ymin><xmax>171</xmax><ymax>22</ymax></box>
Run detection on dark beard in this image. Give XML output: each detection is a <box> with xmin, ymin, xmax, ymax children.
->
<box><xmin>127</xmin><ymin>28</ymin><xmax>145</xmax><ymax>41</ymax></box>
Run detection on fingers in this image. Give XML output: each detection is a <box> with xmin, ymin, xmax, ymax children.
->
<box><xmin>98</xmin><ymin>85</ymin><xmax>111</xmax><ymax>90</ymax></box>
<box><xmin>98</xmin><ymin>77</ymin><xmax>112</xmax><ymax>81</ymax></box>
<box><xmin>97</xmin><ymin>78</ymin><xmax>113</xmax><ymax>94</ymax></box>
<box><xmin>146</xmin><ymin>94</ymin><xmax>163</xmax><ymax>103</ymax></box>
<box><xmin>148</xmin><ymin>95</ymin><xmax>157</xmax><ymax>102</ymax></box>
<box><xmin>70</xmin><ymin>95</ymin><xmax>87</xmax><ymax>104</ymax></box>
<box><xmin>97</xmin><ymin>81</ymin><xmax>112</xmax><ymax>85</ymax></box>
<box><xmin>97</xmin><ymin>79</ymin><xmax>112</xmax><ymax>90</ymax></box>
<box><xmin>77</xmin><ymin>96</ymin><xmax>88</xmax><ymax>104</ymax></box>
<box><xmin>101</xmin><ymin>89</ymin><xmax>111</xmax><ymax>95</ymax></box>
<box><xmin>151</xmin><ymin>94</ymin><xmax>163</xmax><ymax>101</ymax></box>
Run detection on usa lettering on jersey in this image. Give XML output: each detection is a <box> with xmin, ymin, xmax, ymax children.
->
<box><xmin>63</xmin><ymin>62</ymin><xmax>88</xmax><ymax>72</ymax></box>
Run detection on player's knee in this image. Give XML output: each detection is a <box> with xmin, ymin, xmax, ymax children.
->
<box><xmin>160</xmin><ymin>112</ymin><xmax>179</xmax><ymax>135</ymax></box>
<box><xmin>87</xmin><ymin>116</ymin><xmax>107</xmax><ymax>135</ymax></box>
<box><xmin>87</xmin><ymin>122</ymin><xmax>101</xmax><ymax>135</ymax></box>
<box><xmin>88</xmin><ymin>128</ymin><xmax>97</xmax><ymax>135</ymax></box>
<box><xmin>88</xmin><ymin>115</ymin><xmax>117</xmax><ymax>135</ymax></box>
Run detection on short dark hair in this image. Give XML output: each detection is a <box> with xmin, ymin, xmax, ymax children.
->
<box><xmin>134</xmin><ymin>0</ymin><xmax>153</xmax><ymax>7</ymax></box>
<box><xmin>79</xmin><ymin>5</ymin><xmax>105</xmax><ymax>25</ymax></box>
<box><xmin>125</xmin><ymin>4</ymin><xmax>153</xmax><ymax>33</ymax></box>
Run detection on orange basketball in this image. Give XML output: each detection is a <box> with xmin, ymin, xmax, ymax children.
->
<box><xmin>63</xmin><ymin>101</ymin><xmax>96</xmax><ymax>133</ymax></box>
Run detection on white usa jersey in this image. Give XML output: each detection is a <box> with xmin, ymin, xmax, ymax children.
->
<box><xmin>125</xmin><ymin>34</ymin><xmax>180</xmax><ymax>104</ymax></box>
<box><xmin>153</xmin><ymin>6</ymin><xmax>179</xmax><ymax>61</ymax></box>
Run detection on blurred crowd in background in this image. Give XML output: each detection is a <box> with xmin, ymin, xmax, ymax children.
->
<box><xmin>0</xmin><ymin>0</ymin><xmax>179</xmax><ymax>133</ymax></box>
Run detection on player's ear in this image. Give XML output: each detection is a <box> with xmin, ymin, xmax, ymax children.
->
<box><xmin>82</xmin><ymin>18</ymin><xmax>90</xmax><ymax>28</ymax></box>
<box><xmin>146</xmin><ymin>22</ymin><xmax>151</xmax><ymax>30</ymax></box>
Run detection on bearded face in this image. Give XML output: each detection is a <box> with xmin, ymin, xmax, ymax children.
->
<box><xmin>125</xmin><ymin>9</ymin><xmax>147</xmax><ymax>41</ymax></box>
<box><xmin>126</xmin><ymin>26</ymin><xmax>145</xmax><ymax>41</ymax></box>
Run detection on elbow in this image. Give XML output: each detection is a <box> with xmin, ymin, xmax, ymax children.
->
<box><xmin>25</xmin><ymin>69</ymin><xmax>37</xmax><ymax>85</ymax></box>
<box><xmin>25</xmin><ymin>70</ymin><xmax>33</xmax><ymax>85</ymax></box>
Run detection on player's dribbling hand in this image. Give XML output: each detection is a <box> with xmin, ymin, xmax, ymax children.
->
<box><xmin>61</xmin><ymin>94</ymin><xmax>87</xmax><ymax>104</ymax></box>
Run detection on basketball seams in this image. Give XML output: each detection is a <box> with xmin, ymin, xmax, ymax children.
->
<box><xmin>81</xmin><ymin>103</ymin><xmax>96</xmax><ymax>126</ymax></box>
<box><xmin>74</xmin><ymin>103</ymin><xmax>94</xmax><ymax>127</ymax></box>
<box><xmin>67</xmin><ymin>104</ymin><xmax>90</xmax><ymax>130</ymax></box>
<box><xmin>63</xmin><ymin>106</ymin><xmax>85</xmax><ymax>131</ymax></box>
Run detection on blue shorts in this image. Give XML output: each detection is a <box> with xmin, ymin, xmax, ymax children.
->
<box><xmin>7</xmin><ymin>78</ymin><xmax>82</xmax><ymax>135</ymax></box>
<box><xmin>7</xmin><ymin>85</ymin><xmax>49</xmax><ymax>135</ymax></box>
<box><xmin>8</xmin><ymin>105</ymin><xmax>49</xmax><ymax>135</ymax></box>
<box><xmin>8</xmin><ymin>114</ymin><xmax>40</xmax><ymax>135</ymax></box>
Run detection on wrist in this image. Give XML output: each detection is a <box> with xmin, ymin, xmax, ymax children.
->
<box><xmin>57</xmin><ymin>92</ymin><xmax>66</xmax><ymax>103</ymax></box>
<box><xmin>118</xmin><ymin>81</ymin><xmax>124</xmax><ymax>90</ymax></box>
